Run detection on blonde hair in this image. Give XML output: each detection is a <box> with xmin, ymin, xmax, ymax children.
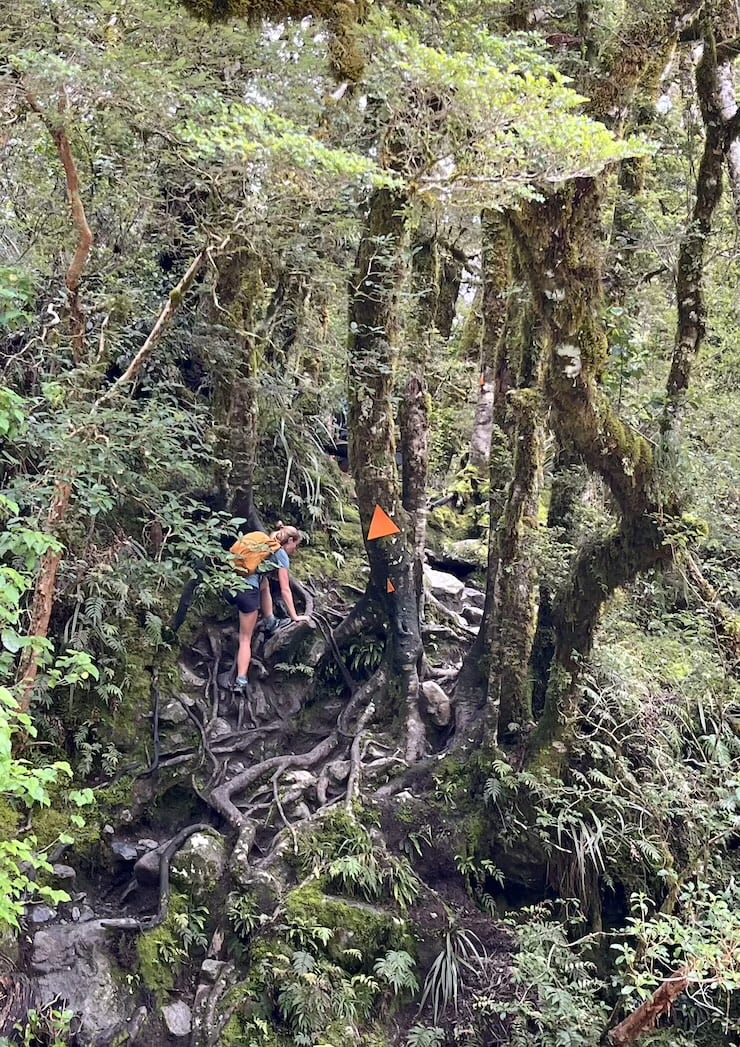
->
<box><xmin>273</xmin><ymin>522</ymin><xmax>301</xmax><ymax>546</ymax></box>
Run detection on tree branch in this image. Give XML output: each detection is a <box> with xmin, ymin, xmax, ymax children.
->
<box><xmin>26</xmin><ymin>90</ymin><xmax>93</xmax><ymax>364</ymax></box>
<box><xmin>94</xmin><ymin>235</ymin><xmax>230</xmax><ymax>410</ymax></box>
<box><xmin>663</xmin><ymin>28</ymin><xmax>740</xmax><ymax>435</ymax></box>
<box><xmin>15</xmin><ymin>481</ymin><xmax>72</xmax><ymax>713</ymax></box>
<box><xmin>607</xmin><ymin>967</ymin><xmax>690</xmax><ymax>1045</ymax></box>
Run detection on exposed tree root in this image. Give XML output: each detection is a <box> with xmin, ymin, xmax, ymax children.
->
<box><xmin>345</xmin><ymin>701</ymin><xmax>376</xmax><ymax>811</ymax></box>
<box><xmin>102</xmin><ymin>823</ymin><xmax>217</xmax><ymax>931</ymax></box>
<box><xmin>208</xmin><ymin>734</ymin><xmax>340</xmax><ymax>830</ymax></box>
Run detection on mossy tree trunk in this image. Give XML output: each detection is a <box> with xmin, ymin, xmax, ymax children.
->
<box><xmin>487</xmin><ymin>349</ymin><xmax>544</xmax><ymax>744</ymax></box>
<box><xmin>529</xmin><ymin>449</ymin><xmax>585</xmax><ymax>717</ymax></box>
<box><xmin>348</xmin><ymin>187</ymin><xmax>425</xmax><ymax>761</ymax></box>
<box><xmin>469</xmin><ymin>210</ymin><xmax>512</xmax><ymax>478</ymax></box>
<box><xmin>506</xmin><ymin>6</ymin><xmax>738</xmax><ymax>758</ymax></box>
<box><xmin>262</xmin><ymin>258</ymin><xmax>311</xmax><ymax>372</ymax></box>
<box><xmin>453</xmin><ymin>221</ymin><xmax>515</xmax><ymax>741</ymax></box>
<box><xmin>211</xmin><ymin>245</ymin><xmax>263</xmax><ymax>525</ymax></box>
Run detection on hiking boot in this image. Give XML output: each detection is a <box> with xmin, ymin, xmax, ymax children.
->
<box><xmin>234</xmin><ymin>674</ymin><xmax>249</xmax><ymax>693</ymax></box>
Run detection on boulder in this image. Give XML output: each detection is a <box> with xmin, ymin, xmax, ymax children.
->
<box><xmin>162</xmin><ymin>1000</ymin><xmax>191</xmax><ymax>1038</ymax></box>
<box><xmin>206</xmin><ymin>717</ymin><xmax>232</xmax><ymax>740</ymax></box>
<box><xmin>31</xmin><ymin>921</ymin><xmax>135</xmax><ymax>1040</ymax></box>
<box><xmin>423</xmin><ymin>567</ymin><xmax>465</xmax><ymax>602</ymax></box>
<box><xmin>133</xmin><ymin>847</ymin><xmax>163</xmax><ymax>885</ymax></box>
<box><xmin>110</xmin><ymin>840</ymin><xmax>138</xmax><ymax>862</ymax></box>
<box><xmin>462</xmin><ymin>586</ymin><xmax>485</xmax><ymax>608</ymax></box>
<box><xmin>421</xmin><ymin>681</ymin><xmax>452</xmax><ymax>727</ymax></box>
<box><xmin>159</xmin><ymin>698</ymin><xmax>189</xmax><ymax>725</ymax></box>
<box><xmin>52</xmin><ymin>864</ymin><xmax>76</xmax><ymax>882</ymax></box>
<box><xmin>171</xmin><ymin>831</ymin><xmax>228</xmax><ymax>898</ymax></box>
<box><xmin>461</xmin><ymin>604</ymin><xmax>483</xmax><ymax>625</ymax></box>
<box><xmin>27</xmin><ymin>905</ymin><xmax>57</xmax><ymax>925</ymax></box>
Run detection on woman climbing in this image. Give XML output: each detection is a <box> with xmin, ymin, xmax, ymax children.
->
<box><xmin>229</xmin><ymin>523</ymin><xmax>310</xmax><ymax>692</ymax></box>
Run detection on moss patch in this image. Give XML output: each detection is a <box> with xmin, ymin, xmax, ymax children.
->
<box><xmin>284</xmin><ymin>882</ymin><xmax>411</xmax><ymax>971</ymax></box>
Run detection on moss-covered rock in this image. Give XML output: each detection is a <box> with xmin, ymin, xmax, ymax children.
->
<box><xmin>171</xmin><ymin>830</ymin><xmax>229</xmax><ymax>901</ymax></box>
<box><xmin>283</xmin><ymin>882</ymin><xmax>411</xmax><ymax>971</ymax></box>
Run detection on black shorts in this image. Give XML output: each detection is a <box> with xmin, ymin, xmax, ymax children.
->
<box><xmin>226</xmin><ymin>586</ymin><xmax>261</xmax><ymax>615</ymax></box>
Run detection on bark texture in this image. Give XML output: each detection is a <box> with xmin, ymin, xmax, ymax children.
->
<box><xmin>504</xmin><ymin>3</ymin><xmax>738</xmax><ymax>756</ymax></box>
<box><xmin>607</xmin><ymin>967</ymin><xmax>690</xmax><ymax>1045</ymax></box>
<box><xmin>27</xmin><ymin>92</ymin><xmax>93</xmax><ymax>364</ymax></box>
<box><xmin>348</xmin><ymin>188</ymin><xmax>424</xmax><ymax>760</ymax></box>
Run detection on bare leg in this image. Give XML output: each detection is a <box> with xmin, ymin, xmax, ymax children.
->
<box><xmin>260</xmin><ymin>577</ymin><xmax>274</xmax><ymax>620</ymax></box>
<box><xmin>237</xmin><ymin>609</ymin><xmax>258</xmax><ymax>678</ymax></box>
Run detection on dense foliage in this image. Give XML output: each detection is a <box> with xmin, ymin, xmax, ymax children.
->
<box><xmin>0</xmin><ymin>0</ymin><xmax>739</xmax><ymax>1044</ymax></box>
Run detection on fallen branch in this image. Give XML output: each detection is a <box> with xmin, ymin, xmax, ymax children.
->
<box><xmin>94</xmin><ymin>235</ymin><xmax>230</xmax><ymax>410</ymax></box>
<box><xmin>606</xmin><ymin>967</ymin><xmax>690</xmax><ymax>1045</ymax></box>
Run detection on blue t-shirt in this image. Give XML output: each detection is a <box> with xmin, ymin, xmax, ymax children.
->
<box><xmin>245</xmin><ymin>546</ymin><xmax>290</xmax><ymax>589</ymax></box>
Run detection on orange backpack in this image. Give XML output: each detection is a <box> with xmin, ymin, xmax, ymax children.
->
<box><xmin>230</xmin><ymin>531</ymin><xmax>282</xmax><ymax>575</ymax></box>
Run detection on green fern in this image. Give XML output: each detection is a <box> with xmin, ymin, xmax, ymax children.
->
<box><xmin>373</xmin><ymin>950</ymin><xmax>418</xmax><ymax>995</ymax></box>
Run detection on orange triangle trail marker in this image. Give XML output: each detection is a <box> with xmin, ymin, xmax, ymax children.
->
<box><xmin>368</xmin><ymin>504</ymin><xmax>400</xmax><ymax>541</ymax></box>
<box><xmin>386</xmin><ymin>579</ymin><xmax>395</xmax><ymax>593</ymax></box>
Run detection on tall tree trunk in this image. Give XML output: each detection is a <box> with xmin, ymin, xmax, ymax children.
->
<box><xmin>488</xmin><ymin>386</ymin><xmax>544</xmax><ymax>743</ymax></box>
<box><xmin>506</xmin><ymin>4</ymin><xmax>737</xmax><ymax>759</ymax></box>
<box><xmin>16</xmin><ymin>481</ymin><xmax>71</xmax><ymax>713</ymax></box>
<box><xmin>210</xmin><ymin>245</ymin><xmax>262</xmax><ymax>524</ymax></box>
<box><xmin>453</xmin><ymin>226</ymin><xmax>516</xmax><ymax>741</ymax></box>
<box><xmin>348</xmin><ymin>187</ymin><xmax>425</xmax><ymax>761</ymax></box>
<box><xmin>26</xmin><ymin>91</ymin><xmax>93</xmax><ymax>365</ymax></box>
<box><xmin>469</xmin><ymin>211</ymin><xmax>512</xmax><ymax>476</ymax></box>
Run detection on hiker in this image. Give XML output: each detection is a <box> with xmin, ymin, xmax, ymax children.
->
<box><xmin>228</xmin><ymin>523</ymin><xmax>310</xmax><ymax>692</ymax></box>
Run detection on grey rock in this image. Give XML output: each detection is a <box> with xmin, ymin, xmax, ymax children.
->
<box><xmin>282</xmin><ymin>770</ymin><xmax>317</xmax><ymax>790</ymax></box>
<box><xmin>233</xmin><ymin>868</ymin><xmax>281</xmax><ymax>913</ymax></box>
<box><xmin>200</xmin><ymin>959</ymin><xmax>227</xmax><ymax>984</ymax></box>
<box><xmin>103</xmin><ymin>824</ymin><xmax>115</xmax><ymax>835</ymax></box>
<box><xmin>32</xmin><ymin>920</ymin><xmax>135</xmax><ymax>1039</ymax></box>
<box><xmin>461</xmin><ymin>604</ymin><xmax>483</xmax><ymax>625</ymax></box>
<box><xmin>289</xmin><ymin>802</ymin><xmax>312</xmax><ymax>821</ymax></box>
<box><xmin>171</xmin><ymin>831</ymin><xmax>228</xmax><ymax>898</ymax></box>
<box><xmin>27</xmin><ymin>905</ymin><xmax>57</xmax><ymax>925</ymax></box>
<box><xmin>178</xmin><ymin>663</ymin><xmax>208</xmax><ymax>688</ymax></box>
<box><xmin>206</xmin><ymin>717</ymin><xmax>232</xmax><ymax>739</ymax></box>
<box><xmin>111</xmin><ymin>840</ymin><xmax>138</xmax><ymax>862</ymax></box>
<box><xmin>133</xmin><ymin>848</ymin><xmax>163</xmax><ymax>885</ymax></box>
<box><xmin>424</xmin><ymin>567</ymin><xmax>465</xmax><ymax>601</ymax></box>
<box><xmin>327</xmin><ymin>759</ymin><xmax>351</xmax><ymax>781</ymax></box>
<box><xmin>229</xmin><ymin>821</ymin><xmax>258</xmax><ymax>888</ymax></box>
<box><xmin>159</xmin><ymin>698</ymin><xmax>189</xmax><ymax>725</ymax></box>
<box><xmin>52</xmin><ymin>864</ymin><xmax>76</xmax><ymax>881</ymax></box>
<box><xmin>136</xmin><ymin>838</ymin><xmax>159</xmax><ymax>854</ymax></box>
<box><xmin>421</xmin><ymin>680</ymin><xmax>452</xmax><ymax>727</ymax></box>
<box><xmin>462</xmin><ymin>586</ymin><xmax>485</xmax><ymax>608</ymax></box>
<box><xmin>162</xmin><ymin>728</ymin><xmax>191</xmax><ymax>749</ymax></box>
<box><xmin>162</xmin><ymin>1000</ymin><xmax>192</xmax><ymax>1038</ymax></box>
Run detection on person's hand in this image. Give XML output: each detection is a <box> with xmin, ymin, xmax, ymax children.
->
<box><xmin>293</xmin><ymin>615</ymin><xmax>313</xmax><ymax>626</ymax></box>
